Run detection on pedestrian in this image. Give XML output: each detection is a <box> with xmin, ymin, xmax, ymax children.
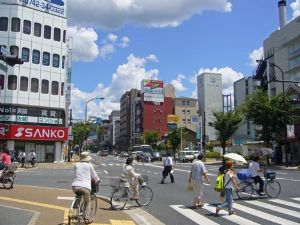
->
<box><xmin>174</xmin><ymin>152</ymin><xmax>179</xmax><ymax>164</ymax></box>
<box><xmin>18</xmin><ymin>151</ymin><xmax>26</xmax><ymax>167</ymax></box>
<box><xmin>218</xmin><ymin>159</ymin><xmax>226</xmax><ymax>203</ymax></box>
<box><xmin>215</xmin><ymin>161</ymin><xmax>239</xmax><ymax>216</ymax></box>
<box><xmin>72</xmin><ymin>151</ymin><xmax>100</xmax><ymax>224</ymax></box>
<box><xmin>188</xmin><ymin>154</ymin><xmax>211</xmax><ymax>208</ymax></box>
<box><xmin>161</xmin><ymin>153</ymin><xmax>174</xmax><ymax>184</ymax></box>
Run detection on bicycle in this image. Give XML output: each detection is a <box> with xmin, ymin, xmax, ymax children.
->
<box><xmin>68</xmin><ymin>181</ymin><xmax>99</xmax><ymax>225</ymax></box>
<box><xmin>0</xmin><ymin>164</ymin><xmax>17</xmax><ymax>189</ymax></box>
<box><xmin>110</xmin><ymin>175</ymin><xmax>153</xmax><ymax>210</ymax></box>
<box><xmin>25</xmin><ymin>157</ymin><xmax>38</xmax><ymax>168</ymax></box>
<box><xmin>236</xmin><ymin>171</ymin><xmax>281</xmax><ymax>200</ymax></box>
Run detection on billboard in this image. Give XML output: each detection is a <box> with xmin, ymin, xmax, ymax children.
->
<box><xmin>167</xmin><ymin>115</ymin><xmax>179</xmax><ymax>124</ymax></box>
<box><xmin>141</xmin><ymin>79</ymin><xmax>164</xmax><ymax>102</ymax></box>
<box><xmin>0</xmin><ymin>0</ymin><xmax>67</xmax><ymax>17</ymax></box>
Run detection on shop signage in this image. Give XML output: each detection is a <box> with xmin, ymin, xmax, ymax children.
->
<box><xmin>0</xmin><ymin>124</ymin><xmax>68</xmax><ymax>141</ymax></box>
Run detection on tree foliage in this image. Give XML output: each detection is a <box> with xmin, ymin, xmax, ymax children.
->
<box><xmin>212</xmin><ymin>109</ymin><xmax>243</xmax><ymax>155</ymax></box>
<box><xmin>144</xmin><ymin>130</ymin><xmax>160</xmax><ymax>149</ymax></box>
<box><xmin>73</xmin><ymin>122</ymin><xmax>92</xmax><ymax>153</ymax></box>
<box><xmin>242</xmin><ymin>90</ymin><xmax>295</xmax><ymax>145</ymax></box>
<box><xmin>168</xmin><ymin>129</ymin><xmax>181</xmax><ymax>154</ymax></box>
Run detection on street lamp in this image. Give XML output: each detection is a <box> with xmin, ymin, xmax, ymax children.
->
<box><xmin>85</xmin><ymin>97</ymin><xmax>105</xmax><ymax>123</ymax></box>
<box><xmin>256</xmin><ymin>60</ymin><xmax>288</xmax><ymax>167</ymax></box>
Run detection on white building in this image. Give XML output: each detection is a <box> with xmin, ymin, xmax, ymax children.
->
<box><xmin>0</xmin><ymin>0</ymin><xmax>68</xmax><ymax>162</ymax></box>
<box><xmin>197</xmin><ymin>72</ymin><xmax>222</xmax><ymax>142</ymax></box>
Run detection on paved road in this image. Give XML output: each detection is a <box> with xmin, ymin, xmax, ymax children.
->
<box><xmin>14</xmin><ymin>155</ymin><xmax>300</xmax><ymax>225</ymax></box>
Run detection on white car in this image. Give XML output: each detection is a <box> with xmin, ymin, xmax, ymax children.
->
<box><xmin>178</xmin><ymin>151</ymin><xmax>194</xmax><ymax>163</ymax></box>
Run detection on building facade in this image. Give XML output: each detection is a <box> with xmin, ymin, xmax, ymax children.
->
<box><xmin>109</xmin><ymin>110</ymin><xmax>120</xmax><ymax>149</ymax></box>
<box><xmin>0</xmin><ymin>0</ymin><xmax>68</xmax><ymax>162</ymax></box>
<box><xmin>197</xmin><ymin>72</ymin><xmax>222</xmax><ymax>142</ymax></box>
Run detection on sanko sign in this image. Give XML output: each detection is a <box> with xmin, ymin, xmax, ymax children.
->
<box><xmin>0</xmin><ymin>124</ymin><xmax>68</xmax><ymax>141</ymax></box>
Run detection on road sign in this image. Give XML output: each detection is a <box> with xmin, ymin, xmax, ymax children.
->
<box><xmin>167</xmin><ymin>123</ymin><xmax>177</xmax><ymax>130</ymax></box>
<box><xmin>96</xmin><ymin>117</ymin><xmax>102</xmax><ymax>125</ymax></box>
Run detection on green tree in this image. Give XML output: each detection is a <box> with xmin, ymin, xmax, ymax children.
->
<box><xmin>242</xmin><ymin>90</ymin><xmax>295</xmax><ymax>146</ymax></box>
<box><xmin>73</xmin><ymin>122</ymin><xmax>92</xmax><ymax>154</ymax></box>
<box><xmin>144</xmin><ymin>130</ymin><xmax>160</xmax><ymax>150</ymax></box>
<box><xmin>168</xmin><ymin>129</ymin><xmax>181</xmax><ymax>155</ymax></box>
<box><xmin>212</xmin><ymin>109</ymin><xmax>243</xmax><ymax>155</ymax></box>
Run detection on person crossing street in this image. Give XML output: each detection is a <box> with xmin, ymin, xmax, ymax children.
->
<box><xmin>161</xmin><ymin>153</ymin><xmax>175</xmax><ymax>184</ymax></box>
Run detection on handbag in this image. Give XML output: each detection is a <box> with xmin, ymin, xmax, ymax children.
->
<box><xmin>187</xmin><ymin>182</ymin><xmax>193</xmax><ymax>192</ymax></box>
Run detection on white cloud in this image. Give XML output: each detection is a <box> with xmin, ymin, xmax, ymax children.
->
<box><xmin>171</xmin><ymin>74</ymin><xmax>187</xmax><ymax>92</ymax></box>
<box><xmin>68</xmin><ymin>0</ymin><xmax>232</xmax><ymax>29</ymax></box>
<box><xmin>99</xmin><ymin>34</ymin><xmax>130</xmax><ymax>58</ymax></box>
<box><xmin>291</xmin><ymin>0</ymin><xmax>300</xmax><ymax>19</ymax></box>
<box><xmin>146</xmin><ymin>54</ymin><xmax>159</xmax><ymax>62</ymax></box>
<box><xmin>120</xmin><ymin>36</ymin><xmax>130</xmax><ymax>48</ymax></box>
<box><xmin>71</xmin><ymin>54</ymin><xmax>159</xmax><ymax>119</ymax></box>
<box><xmin>99</xmin><ymin>44</ymin><xmax>115</xmax><ymax>58</ymax></box>
<box><xmin>249</xmin><ymin>47</ymin><xmax>263</xmax><ymax>67</ymax></box>
<box><xmin>67</xmin><ymin>26</ymin><xmax>99</xmax><ymax>62</ymax></box>
<box><xmin>107</xmin><ymin>33</ymin><xmax>118</xmax><ymax>42</ymax></box>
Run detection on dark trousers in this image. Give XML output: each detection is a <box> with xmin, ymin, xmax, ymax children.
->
<box><xmin>253</xmin><ymin>176</ymin><xmax>264</xmax><ymax>193</ymax></box>
<box><xmin>161</xmin><ymin>166</ymin><xmax>174</xmax><ymax>183</ymax></box>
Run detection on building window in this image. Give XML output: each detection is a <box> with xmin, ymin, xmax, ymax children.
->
<box><xmin>10</xmin><ymin>46</ymin><xmax>19</xmax><ymax>56</ymax></box>
<box><xmin>187</xmin><ymin>101</ymin><xmax>190</xmax><ymax>105</ymax></box>
<box><xmin>54</xmin><ymin>28</ymin><xmax>61</xmax><ymax>41</ymax></box>
<box><xmin>23</xmin><ymin>20</ymin><xmax>31</xmax><ymax>34</ymax></box>
<box><xmin>20</xmin><ymin>76</ymin><xmax>28</xmax><ymax>91</ymax></box>
<box><xmin>52</xmin><ymin>54</ymin><xmax>60</xmax><ymax>68</ymax></box>
<box><xmin>42</xmin><ymin>52</ymin><xmax>50</xmax><ymax>66</ymax></box>
<box><xmin>31</xmin><ymin>78</ymin><xmax>39</xmax><ymax>93</ymax></box>
<box><xmin>62</xmin><ymin>56</ymin><xmax>65</xmax><ymax>69</ymax></box>
<box><xmin>11</xmin><ymin>18</ymin><xmax>20</xmax><ymax>32</ymax></box>
<box><xmin>0</xmin><ymin>17</ymin><xmax>8</xmax><ymax>31</ymax></box>
<box><xmin>63</xmin><ymin>30</ymin><xmax>66</xmax><ymax>43</ymax></box>
<box><xmin>0</xmin><ymin>74</ymin><xmax>4</xmax><ymax>90</ymax></box>
<box><xmin>41</xmin><ymin>79</ymin><xmax>49</xmax><ymax>94</ymax></box>
<box><xmin>51</xmin><ymin>81</ymin><xmax>59</xmax><ymax>95</ymax></box>
<box><xmin>21</xmin><ymin>48</ymin><xmax>30</xmax><ymax>62</ymax></box>
<box><xmin>32</xmin><ymin>50</ymin><xmax>40</xmax><ymax>64</ymax></box>
<box><xmin>182</xmin><ymin>110</ymin><xmax>185</xmax><ymax>113</ymax></box>
<box><xmin>8</xmin><ymin>75</ymin><xmax>17</xmax><ymax>90</ymax></box>
<box><xmin>182</xmin><ymin>100</ymin><xmax>186</xmax><ymax>105</ymax></box>
<box><xmin>34</xmin><ymin>22</ymin><xmax>41</xmax><ymax>37</ymax></box>
<box><xmin>61</xmin><ymin>82</ymin><xmax>64</xmax><ymax>96</ymax></box>
<box><xmin>44</xmin><ymin>25</ymin><xmax>51</xmax><ymax>39</ymax></box>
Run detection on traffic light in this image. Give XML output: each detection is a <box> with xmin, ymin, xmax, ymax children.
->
<box><xmin>0</xmin><ymin>53</ymin><xmax>23</xmax><ymax>66</ymax></box>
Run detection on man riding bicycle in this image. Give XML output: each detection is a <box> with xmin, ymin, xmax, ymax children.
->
<box><xmin>248</xmin><ymin>156</ymin><xmax>265</xmax><ymax>196</ymax></box>
<box><xmin>28</xmin><ymin>150</ymin><xmax>36</xmax><ymax>166</ymax></box>
<box><xmin>72</xmin><ymin>151</ymin><xmax>100</xmax><ymax>224</ymax></box>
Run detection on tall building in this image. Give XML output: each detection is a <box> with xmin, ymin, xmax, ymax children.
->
<box><xmin>0</xmin><ymin>0</ymin><xmax>68</xmax><ymax>162</ymax></box>
<box><xmin>197</xmin><ymin>72</ymin><xmax>222</xmax><ymax>142</ymax></box>
<box><xmin>109</xmin><ymin>110</ymin><xmax>120</xmax><ymax>149</ymax></box>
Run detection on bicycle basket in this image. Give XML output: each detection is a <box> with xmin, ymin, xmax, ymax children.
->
<box><xmin>91</xmin><ymin>181</ymin><xmax>100</xmax><ymax>193</ymax></box>
<box><xmin>265</xmin><ymin>171</ymin><xmax>276</xmax><ymax>179</ymax></box>
<box><xmin>237</xmin><ymin>169</ymin><xmax>252</xmax><ymax>180</ymax></box>
<box><xmin>139</xmin><ymin>175</ymin><xmax>148</xmax><ymax>185</ymax></box>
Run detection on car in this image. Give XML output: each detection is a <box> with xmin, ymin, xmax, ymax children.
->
<box><xmin>152</xmin><ymin>151</ymin><xmax>162</xmax><ymax>161</ymax></box>
<box><xmin>120</xmin><ymin>151</ymin><xmax>129</xmax><ymax>158</ymax></box>
<box><xmin>178</xmin><ymin>151</ymin><xmax>194</xmax><ymax>163</ymax></box>
<box><xmin>136</xmin><ymin>152</ymin><xmax>153</xmax><ymax>162</ymax></box>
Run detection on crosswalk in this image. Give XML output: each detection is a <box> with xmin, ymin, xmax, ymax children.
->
<box><xmin>170</xmin><ymin>197</ymin><xmax>300</xmax><ymax>225</ymax></box>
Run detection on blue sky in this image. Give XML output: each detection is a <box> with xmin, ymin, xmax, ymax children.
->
<box><xmin>66</xmin><ymin>0</ymin><xmax>300</xmax><ymax>120</ymax></box>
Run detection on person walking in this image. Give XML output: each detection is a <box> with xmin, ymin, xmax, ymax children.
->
<box><xmin>188</xmin><ymin>154</ymin><xmax>211</xmax><ymax>208</ymax></box>
<box><xmin>161</xmin><ymin>153</ymin><xmax>174</xmax><ymax>184</ymax></box>
<box><xmin>72</xmin><ymin>151</ymin><xmax>100</xmax><ymax>224</ymax></box>
<box><xmin>215</xmin><ymin>161</ymin><xmax>238</xmax><ymax>216</ymax></box>
<box><xmin>18</xmin><ymin>151</ymin><xmax>26</xmax><ymax>167</ymax></box>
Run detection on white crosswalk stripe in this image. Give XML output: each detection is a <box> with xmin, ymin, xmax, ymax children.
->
<box><xmin>170</xmin><ymin>197</ymin><xmax>300</xmax><ymax>225</ymax></box>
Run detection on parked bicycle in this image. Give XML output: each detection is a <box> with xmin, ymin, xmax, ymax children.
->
<box><xmin>110</xmin><ymin>175</ymin><xmax>153</xmax><ymax>210</ymax></box>
<box><xmin>236</xmin><ymin>170</ymin><xmax>281</xmax><ymax>200</ymax></box>
<box><xmin>0</xmin><ymin>164</ymin><xmax>17</xmax><ymax>189</ymax></box>
<box><xmin>68</xmin><ymin>181</ymin><xmax>99</xmax><ymax>225</ymax></box>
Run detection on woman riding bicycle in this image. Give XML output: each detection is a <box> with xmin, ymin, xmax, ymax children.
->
<box><xmin>122</xmin><ymin>157</ymin><xmax>140</xmax><ymax>200</ymax></box>
<box><xmin>0</xmin><ymin>150</ymin><xmax>11</xmax><ymax>170</ymax></box>
<box><xmin>71</xmin><ymin>151</ymin><xmax>100</xmax><ymax>224</ymax></box>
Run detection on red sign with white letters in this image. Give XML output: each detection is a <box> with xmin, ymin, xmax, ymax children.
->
<box><xmin>0</xmin><ymin>124</ymin><xmax>68</xmax><ymax>141</ymax></box>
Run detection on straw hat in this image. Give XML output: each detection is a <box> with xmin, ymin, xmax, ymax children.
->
<box><xmin>80</xmin><ymin>151</ymin><xmax>92</xmax><ymax>162</ymax></box>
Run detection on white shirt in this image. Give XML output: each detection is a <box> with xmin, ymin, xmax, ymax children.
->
<box><xmin>163</xmin><ymin>156</ymin><xmax>173</xmax><ymax>166</ymax></box>
<box><xmin>29</xmin><ymin>152</ymin><xmax>36</xmax><ymax>159</ymax></box>
<box><xmin>248</xmin><ymin>161</ymin><xmax>260</xmax><ymax>177</ymax></box>
<box><xmin>72</xmin><ymin>162</ymin><xmax>100</xmax><ymax>190</ymax></box>
<box><xmin>190</xmin><ymin>160</ymin><xmax>206</xmax><ymax>183</ymax></box>
<box><xmin>224</xmin><ymin>170</ymin><xmax>234</xmax><ymax>189</ymax></box>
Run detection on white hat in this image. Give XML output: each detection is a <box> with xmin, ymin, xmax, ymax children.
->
<box><xmin>80</xmin><ymin>151</ymin><xmax>92</xmax><ymax>162</ymax></box>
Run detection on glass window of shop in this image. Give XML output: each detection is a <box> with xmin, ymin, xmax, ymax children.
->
<box><xmin>11</xmin><ymin>17</ymin><xmax>20</xmax><ymax>32</ymax></box>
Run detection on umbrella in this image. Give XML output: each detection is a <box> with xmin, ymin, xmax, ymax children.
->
<box><xmin>223</xmin><ymin>153</ymin><xmax>247</xmax><ymax>163</ymax></box>
<box><xmin>253</xmin><ymin>148</ymin><xmax>273</xmax><ymax>157</ymax></box>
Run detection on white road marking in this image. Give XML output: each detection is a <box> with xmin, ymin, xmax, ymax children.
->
<box><xmin>100</xmin><ymin>164</ymin><xmax>107</xmax><ymax>167</ymax></box>
<box><xmin>292</xmin><ymin>198</ymin><xmax>300</xmax><ymax>202</ymax></box>
<box><xmin>269</xmin><ymin>199</ymin><xmax>300</xmax><ymax>209</ymax></box>
<box><xmin>203</xmin><ymin>204</ymin><xmax>260</xmax><ymax>225</ymax></box>
<box><xmin>276</xmin><ymin>177</ymin><xmax>300</xmax><ymax>182</ymax></box>
<box><xmin>104</xmin><ymin>170</ymin><xmax>109</xmax><ymax>174</ymax></box>
<box><xmin>234</xmin><ymin>203</ymin><xmax>300</xmax><ymax>225</ymax></box>
<box><xmin>170</xmin><ymin>205</ymin><xmax>218</xmax><ymax>225</ymax></box>
<box><xmin>57</xmin><ymin>197</ymin><xmax>75</xmax><ymax>200</ymax></box>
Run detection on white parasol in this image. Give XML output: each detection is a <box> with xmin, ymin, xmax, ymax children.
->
<box><xmin>223</xmin><ymin>153</ymin><xmax>247</xmax><ymax>163</ymax></box>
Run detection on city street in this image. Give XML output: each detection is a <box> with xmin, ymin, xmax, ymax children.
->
<box><xmin>9</xmin><ymin>155</ymin><xmax>300</xmax><ymax>225</ymax></box>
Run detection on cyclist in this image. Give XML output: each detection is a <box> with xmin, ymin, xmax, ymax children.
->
<box><xmin>18</xmin><ymin>151</ymin><xmax>26</xmax><ymax>167</ymax></box>
<box><xmin>28</xmin><ymin>150</ymin><xmax>36</xmax><ymax>166</ymax></box>
<box><xmin>248</xmin><ymin>156</ymin><xmax>265</xmax><ymax>196</ymax></box>
<box><xmin>71</xmin><ymin>151</ymin><xmax>100</xmax><ymax>224</ymax></box>
<box><xmin>0</xmin><ymin>150</ymin><xmax>12</xmax><ymax>170</ymax></box>
<box><xmin>122</xmin><ymin>157</ymin><xmax>140</xmax><ymax>200</ymax></box>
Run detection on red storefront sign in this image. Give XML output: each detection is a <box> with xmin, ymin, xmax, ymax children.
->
<box><xmin>0</xmin><ymin>124</ymin><xmax>68</xmax><ymax>141</ymax></box>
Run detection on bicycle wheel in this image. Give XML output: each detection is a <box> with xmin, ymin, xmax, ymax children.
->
<box><xmin>2</xmin><ymin>174</ymin><xmax>14</xmax><ymax>189</ymax></box>
<box><xmin>110</xmin><ymin>188</ymin><xmax>127</xmax><ymax>210</ymax></box>
<box><xmin>265</xmin><ymin>180</ymin><xmax>281</xmax><ymax>198</ymax></box>
<box><xmin>88</xmin><ymin>194</ymin><xmax>97</xmax><ymax>223</ymax></box>
<box><xmin>236</xmin><ymin>181</ymin><xmax>254</xmax><ymax>200</ymax></box>
<box><xmin>136</xmin><ymin>186</ymin><xmax>153</xmax><ymax>206</ymax></box>
<box><xmin>77</xmin><ymin>199</ymin><xmax>84</xmax><ymax>225</ymax></box>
